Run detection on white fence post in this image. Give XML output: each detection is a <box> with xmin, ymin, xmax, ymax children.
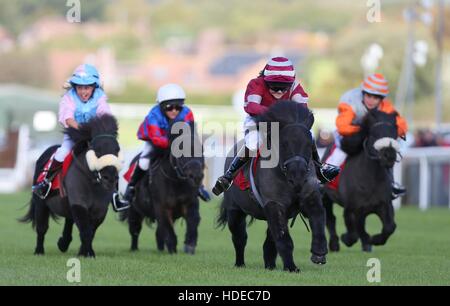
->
<box><xmin>393</xmin><ymin>161</ymin><xmax>402</xmax><ymax>210</ymax></box>
<box><xmin>419</xmin><ymin>156</ymin><xmax>429</xmax><ymax>211</ymax></box>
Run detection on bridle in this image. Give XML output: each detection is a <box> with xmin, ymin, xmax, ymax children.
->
<box><xmin>72</xmin><ymin>134</ymin><xmax>119</xmax><ymax>184</ymax></box>
<box><xmin>279</xmin><ymin>123</ymin><xmax>311</xmax><ymax>176</ymax></box>
<box><xmin>363</xmin><ymin>121</ymin><xmax>402</xmax><ymax>162</ymax></box>
<box><xmin>167</xmin><ymin>153</ymin><xmax>203</xmax><ymax>181</ymax></box>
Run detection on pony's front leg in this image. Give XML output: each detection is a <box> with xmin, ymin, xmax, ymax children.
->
<box><xmin>264</xmin><ymin>201</ymin><xmax>299</xmax><ymax>272</ymax></box>
<box><xmin>227</xmin><ymin>209</ymin><xmax>248</xmax><ymax>268</ymax></box>
<box><xmin>183</xmin><ymin>199</ymin><xmax>200</xmax><ymax>254</ymax></box>
<box><xmin>71</xmin><ymin>204</ymin><xmax>95</xmax><ymax>258</ymax></box>
<box><xmin>341</xmin><ymin>208</ymin><xmax>359</xmax><ymax>247</ymax></box>
<box><xmin>128</xmin><ymin>205</ymin><xmax>144</xmax><ymax>251</ymax></box>
<box><xmin>371</xmin><ymin>203</ymin><xmax>396</xmax><ymax>246</ymax></box>
<box><xmin>302</xmin><ymin>191</ymin><xmax>328</xmax><ymax>265</ymax></box>
<box><xmin>263</xmin><ymin>227</ymin><xmax>277</xmax><ymax>270</ymax></box>
<box><xmin>57</xmin><ymin>218</ymin><xmax>74</xmax><ymax>253</ymax></box>
<box><xmin>33</xmin><ymin>195</ymin><xmax>50</xmax><ymax>255</ymax></box>
<box><xmin>323</xmin><ymin>193</ymin><xmax>340</xmax><ymax>252</ymax></box>
<box><xmin>356</xmin><ymin>212</ymin><xmax>372</xmax><ymax>252</ymax></box>
<box><xmin>155</xmin><ymin>223</ymin><xmax>165</xmax><ymax>251</ymax></box>
<box><xmin>158</xmin><ymin>209</ymin><xmax>177</xmax><ymax>254</ymax></box>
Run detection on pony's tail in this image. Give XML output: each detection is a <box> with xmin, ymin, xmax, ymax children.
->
<box><xmin>18</xmin><ymin>194</ymin><xmax>39</xmax><ymax>228</ymax></box>
<box><xmin>18</xmin><ymin>194</ymin><xmax>59</xmax><ymax>228</ymax></box>
<box><xmin>216</xmin><ymin>195</ymin><xmax>229</xmax><ymax>230</ymax></box>
<box><xmin>119</xmin><ymin>208</ymin><xmax>155</xmax><ymax>229</ymax></box>
<box><xmin>19</xmin><ymin>145</ymin><xmax>60</xmax><ymax>228</ymax></box>
<box><xmin>216</xmin><ymin>193</ymin><xmax>254</xmax><ymax>228</ymax></box>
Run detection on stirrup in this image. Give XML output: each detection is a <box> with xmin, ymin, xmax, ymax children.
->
<box><xmin>111</xmin><ymin>192</ymin><xmax>130</xmax><ymax>212</ymax></box>
<box><xmin>122</xmin><ymin>185</ymin><xmax>136</xmax><ymax>203</ymax></box>
<box><xmin>32</xmin><ymin>180</ymin><xmax>52</xmax><ymax>200</ymax></box>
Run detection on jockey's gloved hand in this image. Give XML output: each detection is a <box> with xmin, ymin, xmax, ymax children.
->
<box><xmin>198</xmin><ymin>186</ymin><xmax>211</xmax><ymax>202</ymax></box>
<box><xmin>391</xmin><ymin>182</ymin><xmax>406</xmax><ymax>199</ymax></box>
<box><xmin>318</xmin><ymin>163</ymin><xmax>340</xmax><ymax>184</ymax></box>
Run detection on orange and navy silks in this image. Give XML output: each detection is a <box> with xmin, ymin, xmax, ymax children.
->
<box><xmin>335</xmin><ymin>88</ymin><xmax>408</xmax><ymax>138</ymax></box>
<box><xmin>137</xmin><ymin>104</ymin><xmax>194</xmax><ymax>149</ymax></box>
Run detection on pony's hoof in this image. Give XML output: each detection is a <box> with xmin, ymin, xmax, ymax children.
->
<box><xmin>235</xmin><ymin>263</ymin><xmax>246</xmax><ymax>268</ymax></box>
<box><xmin>284</xmin><ymin>266</ymin><xmax>300</xmax><ymax>273</ymax></box>
<box><xmin>329</xmin><ymin>240</ymin><xmax>340</xmax><ymax>252</ymax></box>
<box><xmin>370</xmin><ymin>234</ymin><xmax>386</xmax><ymax>246</ymax></box>
<box><xmin>34</xmin><ymin>248</ymin><xmax>44</xmax><ymax>255</ymax></box>
<box><xmin>167</xmin><ymin>248</ymin><xmax>177</xmax><ymax>254</ymax></box>
<box><xmin>78</xmin><ymin>250</ymin><xmax>96</xmax><ymax>258</ymax></box>
<box><xmin>156</xmin><ymin>242</ymin><xmax>164</xmax><ymax>251</ymax></box>
<box><xmin>265</xmin><ymin>264</ymin><xmax>276</xmax><ymax>270</ymax></box>
<box><xmin>311</xmin><ymin>254</ymin><xmax>327</xmax><ymax>265</ymax></box>
<box><xmin>362</xmin><ymin>244</ymin><xmax>372</xmax><ymax>252</ymax></box>
<box><xmin>57</xmin><ymin>237</ymin><xmax>71</xmax><ymax>253</ymax></box>
<box><xmin>184</xmin><ymin>244</ymin><xmax>196</xmax><ymax>255</ymax></box>
<box><xmin>84</xmin><ymin>252</ymin><xmax>96</xmax><ymax>258</ymax></box>
<box><xmin>341</xmin><ymin>233</ymin><xmax>357</xmax><ymax>247</ymax></box>
<box><xmin>130</xmin><ymin>247</ymin><xmax>139</xmax><ymax>252</ymax></box>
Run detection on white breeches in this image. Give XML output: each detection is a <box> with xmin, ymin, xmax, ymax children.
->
<box><xmin>54</xmin><ymin>134</ymin><xmax>74</xmax><ymax>162</ymax></box>
<box><xmin>324</xmin><ymin>131</ymin><xmax>347</xmax><ymax>167</ymax></box>
<box><xmin>138</xmin><ymin>141</ymin><xmax>154</xmax><ymax>171</ymax></box>
<box><xmin>243</xmin><ymin>116</ymin><xmax>262</xmax><ymax>152</ymax></box>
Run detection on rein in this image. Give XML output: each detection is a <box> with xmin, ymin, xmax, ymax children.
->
<box><xmin>363</xmin><ymin>121</ymin><xmax>402</xmax><ymax>162</ymax></box>
<box><xmin>279</xmin><ymin>123</ymin><xmax>311</xmax><ymax>175</ymax></box>
<box><xmin>71</xmin><ymin>150</ymin><xmax>102</xmax><ymax>184</ymax></box>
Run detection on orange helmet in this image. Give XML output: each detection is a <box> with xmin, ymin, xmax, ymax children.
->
<box><xmin>361</xmin><ymin>73</ymin><xmax>389</xmax><ymax>97</ymax></box>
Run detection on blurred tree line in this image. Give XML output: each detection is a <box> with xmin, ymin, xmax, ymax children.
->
<box><xmin>0</xmin><ymin>0</ymin><xmax>447</xmax><ymax>117</ymax></box>
<box><xmin>0</xmin><ymin>0</ymin><xmax>108</xmax><ymax>35</ymax></box>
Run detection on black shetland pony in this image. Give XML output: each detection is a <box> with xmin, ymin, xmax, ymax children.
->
<box><xmin>217</xmin><ymin>101</ymin><xmax>328</xmax><ymax>272</ymax></box>
<box><xmin>21</xmin><ymin>115</ymin><xmax>122</xmax><ymax>257</ymax></box>
<box><xmin>322</xmin><ymin>109</ymin><xmax>400</xmax><ymax>252</ymax></box>
<box><xmin>121</xmin><ymin>121</ymin><xmax>205</xmax><ymax>254</ymax></box>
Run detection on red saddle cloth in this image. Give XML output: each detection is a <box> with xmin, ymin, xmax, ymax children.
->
<box><xmin>123</xmin><ymin>161</ymin><xmax>137</xmax><ymax>183</ymax></box>
<box><xmin>233</xmin><ymin>154</ymin><xmax>260</xmax><ymax>191</ymax></box>
<box><xmin>36</xmin><ymin>153</ymin><xmax>74</xmax><ymax>192</ymax></box>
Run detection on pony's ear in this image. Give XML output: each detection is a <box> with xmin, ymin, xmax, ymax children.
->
<box><xmin>305</xmin><ymin>111</ymin><xmax>315</xmax><ymax>130</ymax></box>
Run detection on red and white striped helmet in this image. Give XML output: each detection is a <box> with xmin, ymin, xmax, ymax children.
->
<box><xmin>263</xmin><ymin>56</ymin><xmax>296</xmax><ymax>83</ymax></box>
<box><xmin>361</xmin><ymin>73</ymin><xmax>389</xmax><ymax>97</ymax></box>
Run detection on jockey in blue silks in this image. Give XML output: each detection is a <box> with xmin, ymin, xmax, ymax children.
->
<box><xmin>121</xmin><ymin>83</ymin><xmax>210</xmax><ymax>203</ymax></box>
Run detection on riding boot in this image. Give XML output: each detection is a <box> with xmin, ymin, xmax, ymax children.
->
<box><xmin>198</xmin><ymin>185</ymin><xmax>211</xmax><ymax>202</ymax></box>
<box><xmin>32</xmin><ymin>160</ymin><xmax>63</xmax><ymax>199</ymax></box>
<box><xmin>212</xmin><ymin>147</ymin><xmax>250</xmax><ymax>196</ymax></box>
<box><xmin>121</xmin><ymin>166</ymin><xmax>146</xmax><ymax>204</ymax></box>
<box><xmin>112</xmin><ymin>183</ymin><xmax>130</xmax><ymax>212</ymax></box>
<box><xmin>388</xmin><ymin>169</ymin><xmax>406</xmax><ymax>199</ymax></box>
<box><xmin>312</xmin><ymin>143</ymin><xmax>340</xmax><ymax>184</ymax></box>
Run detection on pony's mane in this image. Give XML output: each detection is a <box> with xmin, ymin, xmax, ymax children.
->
<box><xmin>256</xmin><ymin>100</ymin><xmax>314</xmax><ymax>128</ymax></box>
<box><xmin>65</xmin><ymin>114</ymin><xmax>118</xmax><ymax>144</ymax></box>
<box><xmin>362</xmin><ymin>109</ymin><xmax>398</xmax><ymax>128</ymax></box>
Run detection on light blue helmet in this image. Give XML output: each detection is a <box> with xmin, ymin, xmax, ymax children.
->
<box><xmin>69</xmin><ymin>64</ymin><xmax>101</xmax><ymax>87</ymax></box>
